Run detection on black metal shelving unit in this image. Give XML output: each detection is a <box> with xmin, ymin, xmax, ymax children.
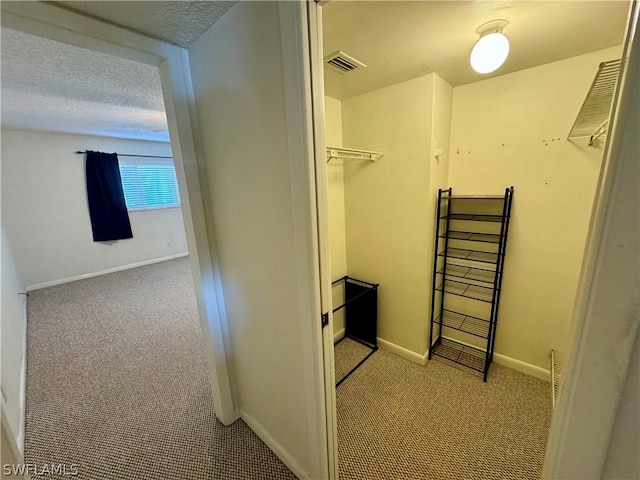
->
<box><xmin>428</xmin><ymin>187</ymin><xmax>514</xmax><ymax>381</ymax></box>
<box><xmin>332</xmin><ymin>276</ymin><xmax>379</xmax><ymax>387</ymax></box>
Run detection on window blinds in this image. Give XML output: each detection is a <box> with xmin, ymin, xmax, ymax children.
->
<box><xmin>118</xmin><ymin>161</ymin><xmax>180</xmax><ymax>210</ymax></box>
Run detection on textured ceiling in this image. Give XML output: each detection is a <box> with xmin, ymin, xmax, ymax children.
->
<box><xmin>52</xmin><ymin>1</ymin><xmax>236</xmax><ymax>47</ymax></box>
<box><xmin>1</xmin><ymin>28</ymin><xmax>168</xmax><ymax>141</ymax></box>
<box><xmin>324</xmin><ymin>1</ymin><xmax>629</xmax><ymax>99</ymax></box>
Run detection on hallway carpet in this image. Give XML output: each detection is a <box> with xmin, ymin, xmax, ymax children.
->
<box><xmin>335</xmin><ymin>343</ymin><xmax>552</xmax><ymax>480</ymax></box>
<box><xmin>24</xmin><ymin>258</ymin><xmax>296</xmax><ymax>480</ymax></box>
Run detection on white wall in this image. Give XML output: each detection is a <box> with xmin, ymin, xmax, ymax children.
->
<box><xmin>341</xmin><ymin>75</ymin><xmax>434</xmax><ymax>357</ymax></box>
<box><xmin>324</xmin><ymin>96</ymin><xmax>347</xmax><ymax>339</ymax></box>
<box><xmin>602</xmin><ymin>330</ymin><xmax>640</xmax><ymax>479</ymax></box>
<box><xmin>188</xmin><ymin>2</ymin><xmax>320</xmax><ymax>477</ymax></box>
<box><xmin>1</xmin><ymin>129</ymin><xmax>188</xmax><ymax>289</ymax></box>
<box><xmin>448</xmin><ymin>46</ymin><xmax>622</xmax><ymax>370</ymax></box>
<box><xmin>0</xmin><ymin>227</ymin><xmax>27</xmax><ymax>456</ymax></box>
<box><xmin>429</xmin><ymin>75</ymin><xmax>453</xmax><ymax>200</ymax></box>
<box><xmin>427</xmin><ymin>75</ymin><xmax>453</xmax><ymax>350</ymax></box>
<box><xmin>601</xmin><ymin>30</ymin><xmax>640</xmax><ymax>478</ymax></box>
<box><xmin>544</xmin><ymin>23</ymin><xmax>639</xmax><ymax>477</ymax></box>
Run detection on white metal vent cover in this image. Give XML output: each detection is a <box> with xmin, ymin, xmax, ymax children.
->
<box><xmin>324</xmin><ymin>51</ymin><xmax>367</xmax><ymax>73</ymax></box>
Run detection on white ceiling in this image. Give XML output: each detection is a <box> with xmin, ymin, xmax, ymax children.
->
<box><xmin>1</xmin><ymin>1</ymin><xmax>628</xmax><ymax>140</ymax></box>
<box><xmin>1</xmin><ymin>28</ymin><xmax>169</xmax><ymax>142</ymax></box>
<box><xmin>323</xmin><ymin>1</ymin><xmax>629</xmax><ymax>99</ymax></box>
<box><xmin>52</xmin><ymin>1</ymin><xmax>236</xmax><ymax>48</ymax></box>
<box><xmin>0</xmin><ymin>1</ymin><xmax>237</xmax><ymax>142</ymax></box>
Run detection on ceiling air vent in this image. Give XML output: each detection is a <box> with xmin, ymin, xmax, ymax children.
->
<box><xmin>325</xmin><ymin>51</ymin><xmax>366</xmax><ymax>74</ymax></box>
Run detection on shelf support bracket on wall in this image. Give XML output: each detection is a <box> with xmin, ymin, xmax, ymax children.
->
<box><xmin>589</xmin><ymin>120</ymin><xmax>609</xmax><ymax>145</ymax></box>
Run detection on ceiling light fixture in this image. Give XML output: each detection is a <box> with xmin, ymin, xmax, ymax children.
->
<box><xmin>470</xmin><ymin>19</ymin><xmax>510</xmax><ymax>74</ymax></box>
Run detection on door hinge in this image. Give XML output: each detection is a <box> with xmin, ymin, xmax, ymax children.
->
<box><xmin>321</xmin><ymin>312</ymin><xmax>329</xmax><ymax>328</ymax></box>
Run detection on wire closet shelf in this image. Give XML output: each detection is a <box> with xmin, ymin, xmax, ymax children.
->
<box><xmin>568</xmin><ymin>58</ymin><xmax>622</xmax><ymax>145</ymax></box>
<box><xmin>326</xmin><ymin>146</ymin><xmax>384</xmax><ymax>163</ymax></box>
<box><xmin>550</xmin><ymin>349</ymin><xmax>563</xmax><ymax>409</ymax></box>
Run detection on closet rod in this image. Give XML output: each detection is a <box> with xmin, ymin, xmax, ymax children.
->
<box><xmin>74</xmin><ymin>151</ymin><xmax>172</xmax><ymax>159</ymax></box>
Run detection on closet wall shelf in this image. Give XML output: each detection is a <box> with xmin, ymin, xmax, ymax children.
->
<box><xmin>436</xmin><ymin>310</ymin><xmax>490</xmax><ymax>339</ymax></box>
<box><xmin>326</xmin><ymin>146</ymin><xmax>384</xmax><ymax>163</ymax></box>
<box><xmin>568</xmin><ymin>58</ymin><xmax>621</xmax><ymax>145</ymax></box>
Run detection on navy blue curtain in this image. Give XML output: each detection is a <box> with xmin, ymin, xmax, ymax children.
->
<box><xmin>85</xmin><ymin>151</ymin><xmax>133</xmax><ymax>242</ymax></box>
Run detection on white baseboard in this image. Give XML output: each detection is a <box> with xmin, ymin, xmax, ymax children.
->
<box><xmin>333</xmin><ymin>328</ymin><xmax>345</xmax><ymax>343</ymax></box>
<box><xmin>1</xmin><ymin>406</ymin><xmax>24</xmax><ymax>465</ymax></box>
<box><xmin>1</xmin><ymin>292</ymin><xmax>28</xmax><ymax>464</ymax></box>
<box><xmin>377</xmin><ymin>337</ymin><xmax>428</xmax><ymax>366</ymax></box>
<box><xmin>239</xmin><ymin>409</ymin><xmax>310</xmax><ymax>480</ymax></box>
<box><xmin>17</xmin><ymin>316</ymin><xmax>26</xmax><ymax>453</ymax></box>
<box><xmin>438</xmin><ymin>336</ymin><xmax>551</xmax><ymax>381</ymax></box>
<box><xmin>26</xmin><ymin>253</ymin><xmax>189</xmax><ymax>291</ymax></box>
<box><xmin>493</xmin><ymin>353</ymin><xmax>551</xmax><ymax>381</ymax></box>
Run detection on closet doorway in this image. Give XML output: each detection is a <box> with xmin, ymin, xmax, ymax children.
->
<box><xmin>1</xmin><ymin>3</ymin><xmax>237</xmax><ymax>473</ymax></box>
<box><xmin>310</xmin><ymin>1</ymin><xmax>633</xmax><ymax>479</ymax></box>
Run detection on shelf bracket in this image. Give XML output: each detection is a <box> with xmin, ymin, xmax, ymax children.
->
<box><xmin>589</xmin><ymin>120</ymin><xmax>609</xmax><ymax>145</ymax></box>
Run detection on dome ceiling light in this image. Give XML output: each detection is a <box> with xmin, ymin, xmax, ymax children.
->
<box><xmin>470</xmin><ymin>19</ymin><xmax>510</xmax><ymax>74</ymax></box>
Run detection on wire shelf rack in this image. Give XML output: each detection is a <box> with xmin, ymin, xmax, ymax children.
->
<box><xmin>438</xmin><ymin>264</ymin><xmax>496</xmax><ymax>285</ymax></box>
<box><xmin>439</xmin><ymin>247</ymin><xmax>499</xmax><ymax>265</ymax></box>
<box><xmin>550</xmin><ymin>349</ymin><xmax>563</xmax><ymax>409</ymax></box>
<box><xmin>568</xmin><ymin>59</ymin><xmax>621</xmax><ymax>145</ymax></box>
<box><xmin>429</xmin><ymin>187</ymin><xmax>514</xmax><ymax>381</ymax></box>
<box><xmin>439</xmin><ymin>230</ymin><xmax>501</xmax><ymax>244</ymax></box>
<box><xmin>326</xmin><ymin>146</ymin><xmax>384</xmax><ymax>163</ymax></box>
<box><xmin>441</xmin><ymin>213</ymin><xmax>503</xmax><ymax>223</ymax></box>
<box><xmin>437</xmin><ymin>309</ymin><xmax>490</xmax><ymax>338</ymax></box>
<box><xmin>437</xmin><ymin>279</ymin><xmax>494</xmax><ymax>303</ymax></box>
<box><xmin>431</xmin><ymin>338</ymin><xmax>486</xmax><ymax>373</ymax></box>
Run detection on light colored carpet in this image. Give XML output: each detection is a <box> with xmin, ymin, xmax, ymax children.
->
<box><xmin>335</xmin><ymin>343</ymin><xmax>551</xmax><ymax>480</ymax></box>
<box><xmin>24</xmin><ymin>258</ymin><xmax>296</xmax><ymax>480</ymax></box>
<box><xmin>334</xmin><ymin>337</ymin><xmax>374</xmax><ymax>384</ymax></box>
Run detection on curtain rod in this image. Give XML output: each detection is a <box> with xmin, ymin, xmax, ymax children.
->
<box><xmin>74</xmin><ymin>151</ymin><xmax>173</xmax><ymax>159</ymax></box>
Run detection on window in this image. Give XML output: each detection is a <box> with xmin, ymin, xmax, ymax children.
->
<box><xmin>118</xmin><ymin>160</ymin><xmax>180</xmax><ymax>211</ymax></box>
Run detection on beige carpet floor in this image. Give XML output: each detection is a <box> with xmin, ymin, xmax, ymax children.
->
<box><xmin>335</xmin><ymin>342</ymin><xmax>552</xmax><ymax>480</ymax></box>
<box><xmin>26</xmin><ymin>257</ymin><xmax>551</xmax><ymax>480</ymax></box>
<box><xmin>24</xmin><ymin>258</ymin><xmax>296</xmax><ymax>480</ymax></box>
<box><xmin>334</xmin><ymin>337</ymin><xmax>374</xmax><ymax>384</ymax></box>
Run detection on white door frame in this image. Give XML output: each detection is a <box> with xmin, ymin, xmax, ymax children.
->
<box><xmin>1</xmin><ymin>2</ymin><xmax>238</xmax><ymax>426</ymax></box>
<box><xmin>543</xmin><ymin>2</ymin><xmax>639</xmax><ymax>478</ymax></box>
<box><xmin>277</xmin><ymin>2</ymin><xmax>336</xmax><ymax>478</ymax></box>
<box><xmin>306</xmin><ymin>3</ymin><xmax>340</xmax><ymax>478</ymax></box>
<box><xmin>305</xmin><ymin>1</ymin><xmax>639</xmax><ymax>479</ymax></box>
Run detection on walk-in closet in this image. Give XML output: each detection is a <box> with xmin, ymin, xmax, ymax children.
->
<box><xmin>321</xmin><ymin>1</ymin><xmax>631</xmax><ymax>479</ymax></box>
